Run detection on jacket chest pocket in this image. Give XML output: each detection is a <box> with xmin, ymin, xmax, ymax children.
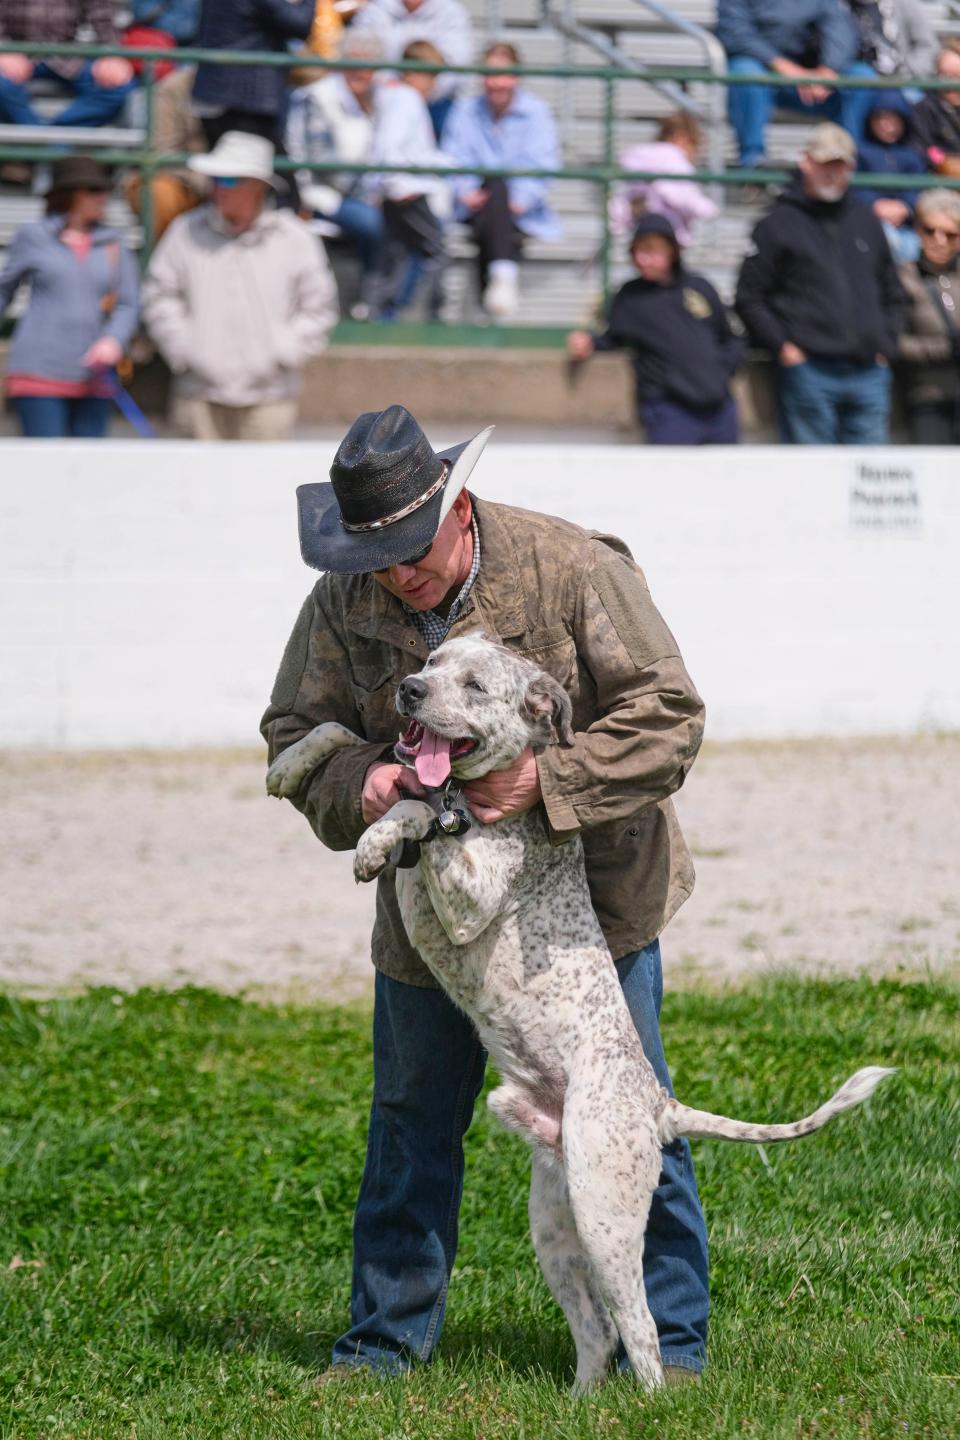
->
<box><xmin>514</xmin><ymin>630</ymin><xmax>583</xmax><ymax>708</ymax></box>
<box><xmin>349</xmin><ymin>662</ymin><xmax>401</xmax><ymax>737</ymax></box>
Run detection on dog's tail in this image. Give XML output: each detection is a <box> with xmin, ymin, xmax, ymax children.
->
<box><xmin>657</xmin><ymin>1066</ymin><xmax>895</xmax><ymax>1146</ymax></box>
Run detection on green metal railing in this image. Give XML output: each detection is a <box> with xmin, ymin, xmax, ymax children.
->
<box><xmin>1</xmin><ymin>40</ymin><xmax>958</xmax><ymax>305</ymax></box>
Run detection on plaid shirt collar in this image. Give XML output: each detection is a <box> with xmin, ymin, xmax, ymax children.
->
<box><xmin>403</xmin><ymin>516</ymin><xmax>481</xmax><ymax>651</ymax></box>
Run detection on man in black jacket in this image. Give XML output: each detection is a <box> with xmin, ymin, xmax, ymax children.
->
<box><xmin>736</xmin><ymin>122</ymin><xmax>905</xmax><ymax>443</ymax></box>
<box><xmin>567</xmin><ymin>214</ymin><xmax>743</xmax><ymax>444</ymax></box>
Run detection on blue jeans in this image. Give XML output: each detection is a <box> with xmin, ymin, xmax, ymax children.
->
<box><xmin>329</xmin><ymin>196</ymin><xmax>385</xmax><ymax>281</ymax></box>
<box><xmin>332</xmin><ymin>941</ymin><xmax>709</xmax><ymax>1377</ymax></box>
<box><xmin>776</xmin><ymin>358</ymin><xmax>892</xmax><ymax>444</ymax></box>
<box><xmin>12</xmin><ymin>395</ymin><xmax>112</xmax><ymax>438</ymax></box>
<box><xmin>640</xmin><ymin>393</ymin><xmax>740</xmax><ymax>445</ymax></box>
<box><xmin>0</xmin><ymin>61</ymin><xmax>135</xmax><ymax>127</ymax></box>
<box><xmin>726</xmin><ymin>56</ymin><xmax>877</xmax><ymax>167</ymax></box>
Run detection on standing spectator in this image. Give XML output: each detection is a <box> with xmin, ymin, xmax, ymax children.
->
<box><xmin>0</xmin><ymin>1</ymin><xmax>135</xmax><ymax>129</ymax></box>
<box><xmin>366</xmin><ymin>40</ymin><xmax>450</xmax><ymax>320</ymax></box>
<box><xmin>142</xmin><ymin>131</ymin><xmax>338</xmax><ymax>441</ymax></box>
<box><xmin>717</xmin><ymin>0</ymin><xmax>876</xmax><ymax>169</ymax></box>
<box><xmin>856</xmin><ymin>91</ymin><xmax>925</xmax><ymax>262</ymax></box>
<box><xmin>736</xmin><ymin>122</ymin><xmax>905</xmax><ymax>444</ymax></box>
<box><xmin>191</xmin><ymin>0</ymin><xmax>315</xmax><ymax>204</ymax></box>
<box><xmin>351</xmin><ymin>0</ymin><xmax>474</xmax><ymax>135</ymax></box>
<box><xmin>912</xmin><ymin>41</ymin><xmax>960</xmax><ymax>174</ymax></box>
<box><xmin>896</xmin><ymin>188</ymin><xmax>960</xmax><ymax>443</ymax></box>
<box><xmin>610</xmin><ymin>111</ymin><xmax>719</xmax><ymax>247</ymax></box>
<box><xmin>286</xmin><ymin>32</ymin><xmax>383</xmax><ymax>320</ymax></box>
<box><xmin>122</xmin><ymin>65</ymin><xmax>208</xmax><ymax>242</ymax></box>
<box><xmin>567</xmin><ymin>215</ymin><xmax>742</xmax><ymax>445</ymax></box>
<box><xmin>127</xmin><ymin>0</ymin><xmax>200</xmax><ymax>46</ymax></box>
<box><xmin>0</xmin><ymin>157</ymin><xmax>138</xmax><ymax>438</ymax></box>
<box><xmin>443</xmin><ymin>41</ymin><xmax>561</xmax><ymax>322</ymax></box>
<box><xmin>845</xmin><ymin>0</ymin><xmax>937</xmax><ymax>81</ymax></box>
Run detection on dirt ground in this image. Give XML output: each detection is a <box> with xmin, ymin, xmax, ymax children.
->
<box><xmin>3</xmin><ymin>735</ymin><xmax>958</xmax><ymax>1003</ymax></box>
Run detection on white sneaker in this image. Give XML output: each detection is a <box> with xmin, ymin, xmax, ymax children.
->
<box><xmin>482</xmin><ymin>271</ymin><xmax>519</xmax><ymax>321</ymax></box>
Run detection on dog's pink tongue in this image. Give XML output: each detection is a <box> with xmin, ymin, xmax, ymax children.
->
<box><xmin>415</xmin><ymin>729</ymin><xmax>452</xmax><ymax>787</ymax></box>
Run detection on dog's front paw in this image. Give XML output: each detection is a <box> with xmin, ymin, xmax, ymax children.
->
<box><xmin>354</xmin><ymin>827</ymin><xmax>395</xmax><ymax>883</ymax></box>
<box><xmin>266</xmin><ymin>723</ymin><xmax>363</xmax><ymax>799</ymax></box>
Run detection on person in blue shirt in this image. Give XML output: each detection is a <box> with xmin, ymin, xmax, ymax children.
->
<box><xmin>856</xmin><ymin>91</ymin><xmax>926</xmax><ymax>263</ymax></box>
<box><xmin>717</xmin><ymin>0</ymin><xmax>877</xmax><ymax>170</ymax></box>
<box><xmin>442</xmin><ymin>40</ymin><xmax>561</xmax><ymax>321</ymax></box>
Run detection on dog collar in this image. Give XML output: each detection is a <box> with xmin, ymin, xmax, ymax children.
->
<box><xmin>391</xmin><ymin>780</ymin><xmax>472</xmax><ymax>869</ymax></box>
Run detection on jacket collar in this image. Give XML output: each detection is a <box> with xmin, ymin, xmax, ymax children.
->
<box><xmin>343</xmin><ymin>496</ymin><xmax>527</xmax><ymax>649</ymax></box>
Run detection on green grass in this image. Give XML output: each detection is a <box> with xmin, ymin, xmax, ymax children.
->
<box><xmin>1</xmin><ymin>978</ymin><xmax>958</xmax><ymax>1439</ymax></box>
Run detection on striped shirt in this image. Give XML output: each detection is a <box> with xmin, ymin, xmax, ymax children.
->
<box><xmin>403</xmin><ymin>516</ymin><xmax>481</xmax><ymax>652</ymax></box>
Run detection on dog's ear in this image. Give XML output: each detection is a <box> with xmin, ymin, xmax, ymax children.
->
<box><xmin>524</xmin><ymin>673</ymin><xmax>575</xmax><ymax>748</ymax></box>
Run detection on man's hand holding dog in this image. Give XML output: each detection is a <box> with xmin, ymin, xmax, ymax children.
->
<box><xmin>464</xmin><ymin>747</ymin><xmax>541</xmax><ymax>824</ymax></box>
<box><xmin>362</xmin><ymin>763</ymin><xmax>427</xmax><ymax>823</ymax></box>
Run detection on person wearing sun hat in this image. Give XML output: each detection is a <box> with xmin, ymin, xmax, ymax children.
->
<box><xmin>262</xmin><ymin>403</ymin><xmax>711</xmax><ymax>1385</ymax></box>
<box><xmin>141</xmin><ymin>131</ymin><xmax>338</xmax><ymax>441</ymax></box>
<box><xmin>0</xmin><ymin>155</ymin><xmax>139</xmax><ymax>438</ymax></box>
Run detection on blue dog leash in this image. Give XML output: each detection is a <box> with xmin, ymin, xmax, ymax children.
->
<box><xmin>100</xmin><ymin>366</ymin><xmax>157</xmax><ymax>439</ymax></box>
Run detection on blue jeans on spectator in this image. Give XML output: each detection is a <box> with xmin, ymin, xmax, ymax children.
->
<box><xmin>330</xmin><ymin>196</ymin><xmax>385</xmax><ymax>287</ymax></box>
<box><xmin>640</xmin><ymin>393</ymin><xmax>740</xmax><ymax>445</ymax></box>
<box><xmin>0</xmin><ymin>61</ymin><xmax>136</xmax><ymax>128</ymax></box>
<box><xmin>726</xmin><ymin>56</ymin><xmax>877</xmax><ymax>166</ymax></box>
<box><xmin>331</xmin><ymin>940</ymin><xmax>709</xmax><ymax>1377</ymax></box>
<box><xmin>12</xmin><ymin>395</ymin><xmax>112</xmax><ymax>438</ymax></box>
<box><xmin>777</xmin><ymin>358</ymin><xmax>891</xmax><ymax>443</ymax></box>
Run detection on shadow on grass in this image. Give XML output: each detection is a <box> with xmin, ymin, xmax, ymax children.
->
<box><xmin>154</xmin><ymin>1306</ymin><xmax>575</xmax><ymax>1385</ymax></box>
<box><xmin>154</xmin><ymin>1305</ymin><xmax>333</xmax><ymax>1370</ymax></box>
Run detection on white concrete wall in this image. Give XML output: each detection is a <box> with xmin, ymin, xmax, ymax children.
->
<box><xmin>1</xmin><ymin>440</ymin><xmax>957</xmax><ymax>748</ymax></box>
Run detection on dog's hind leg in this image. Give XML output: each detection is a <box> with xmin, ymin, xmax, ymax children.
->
<box><xmin>562</xmin><ymin>1096</ymin><xmax>665</xmax><ymax>1391</ymax></box>
<box><xmin>529</xmin><ymin>1152</ymin><xmax>618</xmax><ymax>1393</ymax></box>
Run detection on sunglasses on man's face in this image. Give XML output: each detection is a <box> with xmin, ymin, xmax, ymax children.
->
<box><xmin>212</xmin><ymin>176</ymin><xmax>241</xmax><ymax>189</ymax></box>
<box><xmin>921</xmin><ymin>223</ymin><xmax>960</xmax><ymax>240</ymax></box>
<box><xmin>373</xmin><ymin>539</ymin><xmax>433</xmax><ymax>575</ymax></box>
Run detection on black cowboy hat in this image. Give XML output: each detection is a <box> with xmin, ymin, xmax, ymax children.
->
<box><xmin>297</xmin><ymin>405</ymin><xmax>493</xmax><ymax>574</ymax></box>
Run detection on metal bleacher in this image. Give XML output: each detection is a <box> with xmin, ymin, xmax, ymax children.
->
<box><xmin>1</xmin><ymin>0</ymin><xmax>958</xmax><ymax>329</ymax></box>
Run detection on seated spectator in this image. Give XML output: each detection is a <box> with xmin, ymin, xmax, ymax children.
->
<box><xmin>191</xmin><ymin>0</ymin><xmax>315</xmax><ymax>204</ymax></box>
<box><xmin>0</xmin><ymin>1</ymin><xmax>135</xmax><ymax>130</ymax></box>
<box><xmin>142</xmin><ymin>131</ymin><xmax>338</xmax><ymax>442</ymax></box>
<box><xmin>896</xmin><ymin>188</ymin><xmax>960</xmax><ymax>443</ymax></box>
<box><xmin>736</xmin><ymin>122</ymin><xmax>905</xmax><ymax>444</ymax></box>
<box><xmin>443</xmin><ymin>40</ymin><xmax>561</xmax><ymax>322</ymax></box>
<box><xmin>127</xmin><ymin>0</ymin><xmax>200</xmax><ymax>46</ymax></box>
<box><xmin>286</xmin><ymin>32</ymin><xmax>383</xmax><ymax>320</ymax></box>
<box><xmin>566</xmin><ymin>215</ymin><xmax>742</xmax><ymax>445</ymax></box>
<box><xmin>0</xmin><ymin>156</ymin><xmax>138</xmax><ymax>438</ymax></box>
<box><xmin>716</xmin><ymin>0</ymin><xmax>876</xmax><ymax>169</ymax></box>
<box><xmin>122</xmin><ymin>65</ymin><xmax>207</xmax><ymax>242</ymax></box>
<box><xmin>912</xmin><ymin>42</ymin><xmax>960</xmax><ymax>175</ymax></box>
<box><xmin>857</xmin><ymin>91</ymin><xmax>925</xmax><ymax>263</ymax></box>
<box><xmin>845</xmin><ymin>0</ymin><xmax>937</xmax><ymax>81</ymax></box>
<box><xmin>610</xmin><ymin>111</ymin><xmax>718</xmax><ymax>246</ymax></box>
<box><xmin>366</xmin><ymin>40</ymin><xmax>451</xmax><ymax>321</ymax></box>
<box><xmin>351</xmin><ymin>0</ymin><xmax>474</xmax><ymax>135</ymax></box>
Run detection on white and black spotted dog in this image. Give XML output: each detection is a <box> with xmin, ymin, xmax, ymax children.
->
<box><xmin>267</xmin><ymin>634</ymin><xmax>894</xmax><ymax>1392</ymax></box>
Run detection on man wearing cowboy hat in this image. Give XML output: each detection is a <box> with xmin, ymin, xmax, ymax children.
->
<box><xmin>141</xmin><ymin>131</ymin><xmax>338</xmax><ymax>442</ymax></box>
<box><xmin>262</xmin><ymin>405</ymin><xmax>710</xmax><ymax>1382</ymax></box>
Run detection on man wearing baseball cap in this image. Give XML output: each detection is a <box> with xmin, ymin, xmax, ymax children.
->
<box><xmin>735</xmin><ymin>121</ymin><xmax>906</xmax><ymax>443</ymax></box>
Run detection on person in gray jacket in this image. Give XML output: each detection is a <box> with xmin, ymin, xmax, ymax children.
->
<box><xmin>0</xmin><ymin>155</ymin><xmax>138</xmax><ymax>438</ymax></box>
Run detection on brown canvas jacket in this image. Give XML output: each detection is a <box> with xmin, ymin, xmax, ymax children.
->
<box><xmin>261</xmin><ymin>497</ymin><xmax>705</xmax><ymax>987</ymax></box>
<box><xmin>897</xmin><ymin>261</ymin><xmax>960</xmax><ymax>408</ymax></box>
